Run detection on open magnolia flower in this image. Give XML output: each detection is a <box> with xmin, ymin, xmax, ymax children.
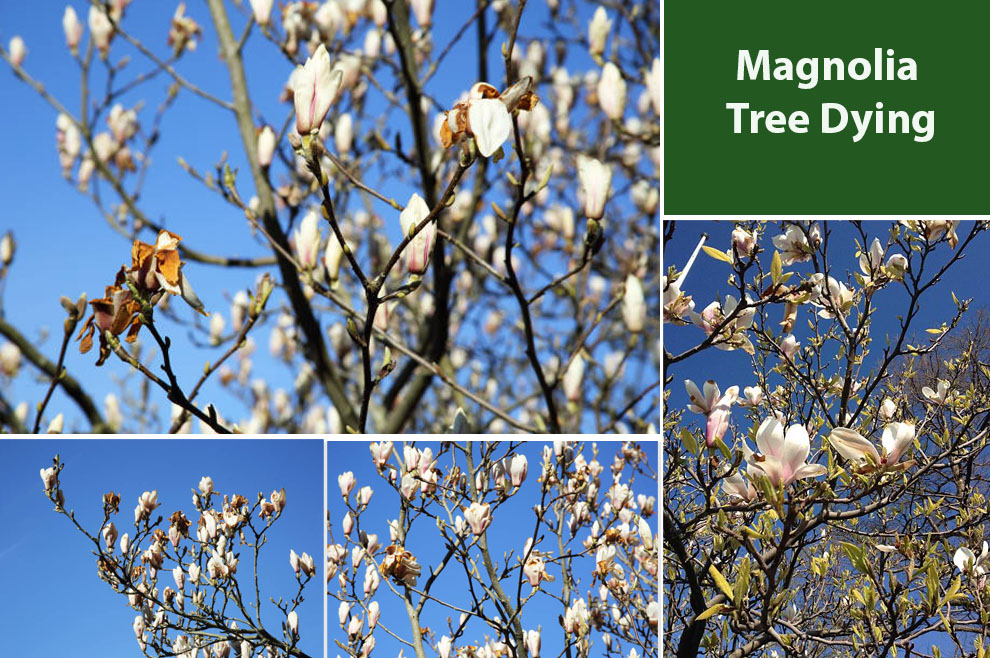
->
<box><xmin>440</xmin><ymin>78</ymin><xmax>539</xmax><ymax>158</ymax></box>
<box><xmin>954</xmin><ymin>542</ymin><xmax>989</xmax><ymax>576</ymax></box>
<box><xmin>684</xmin><ymin>379</ymin><xmax>738</xmax><ymax>447</ymax></box>
<box><xmin>744</xmin><ymin>417</ymin><xmax>827</xmax><ymax>488</ymax></box>
<box><xmin>922</xmin><ymin>379</ymin><xmax>951</xmax><ymax>405</ymax></box>
<box><xmin>77</xmin><ymin>230</ymin><xmax>206</xmax><ymax>365</ymax></box>
<box><xmin>722</xmin><ymin>468</ymin><xmax>757</xmax><ymax>502</ymax></box>
<box><xmin>827</xmin><ymin>422</ymin><xmax>916</xmax><ymax>471</ymax></box>
<box><xmin>689</xmin><ymin>295</ymin><xmax>755</xmax><ymax>354</ymax></box>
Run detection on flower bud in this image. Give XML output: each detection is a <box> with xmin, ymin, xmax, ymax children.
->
<box><xmin>8</xmin><ymin>36</ymin><xmax>26</xmax><ymax>67</ymax></box>
<box><xmin>597</xmin><ymin>62</ymin><xmax>626</xmax><ymax>121</ymax></box>
<box><xmin>88</xmin><ymin>6</ymin><xmax>114</xmax><ymax>58</ymax></box>
<box><xmin>47</xmin><ymin>413</ymin><xmax>64</xmax><ymax>434</ymax></box>
<box><xmin>287</xmin><ymin>610</ymin><xmax>299</xmax><ymax>637</ymax></box>
<box><xmin>334</xmin><ymin>113</ymin><xmax>354</xmax><ymax>154</ymax></box>
<box><xmin>0</xmin><ymin>342</ymin><xmax>21</xmax><ymax>377</ymax></box>
<box><xmin>0</xmin><ymin>232</ymin><xmax>14</xmax><ymax>266</ymax></box>
<box><xmin>293</xmin><ymin>209</ymin><xmax>321</xmax><ymax>269</ymax></box>
<box><xmin>577</xmin><ymin>156</ymin><xmax>611</xmax><ymax>220</ymax></box>
<box><xmin>621</xmin><ymin>274</ymin><xmax>646</xmax><ymax>333</ymax></box>
<box><xmin>587</xmin><ymin>7</ymin><xmax>610</xmax><ymax>58</ymax></box>
<box><xmin>563</xmin><ymin>354</ymin><xmax>585</xmax><ymax>402</ymax></box>
<box><xmin>63</xmin><ymin>7</ymin><xmax>83</xmax><ymax>55</ymax></box>
<box><xmin>399</xmin><ymin>193</ymin><xmax>436</xmax><ymax>275</ymax></box>
<box><xmin>257</xmin><ymin>125</ymin><xmax>276</xmax><ymax>168</ymax></box>
<box><xmin>250</xmin><ymin>0</ymin><xmax>274</xmax><ymax>25</ymax></box>
<box><xmin>338</xmin><ymin>471</ymin><xmax>356</xmax><ymax>497</ymax></box>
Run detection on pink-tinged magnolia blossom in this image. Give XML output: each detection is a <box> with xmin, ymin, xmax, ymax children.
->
<box><xmin>323</xmin><ymin>232</ymin><xmax>344</xmax><ymax>284</ymax></box>
<box><xmin>188</xmin><ymin>563</ymin><xmax>201</xmax><ymax>584</ymax></box>
<box><xmin>369</xmin><ymin>441</ymin><xmax>393</xmax><ymax>469</ymax></box>
<box><xmin>523</xmin><ymin>555</ymin><xmax>555</xmax><ymax>587</ymax></box>
<box><xmin>173</xmin><ymin>566</ymin><xmax>185</xmax><ymax>590</ymax></box>
<box><xmin>293</xmin><ymin>44</ymin><xmax>342</xmax><ymax>135</ymax></box>
<box><xmin>120</xmin><ymin>533</ymin><xmax>130</xmax><ymax>554</ymax></box>
<box><xmin>363</xmin><ymin>563</ymin><xmax>380</xmax><ymax>595</ymax></box>
<box><xmin>40</xmin><ymin>467</ymin><xmax>57</xmax><ymax>492</ymax></box>
<box><xmin>621</xmin><ymin>274</ymin><xmax>645</xmax><ymax>333</ymax></box>
<box><xmin>338</xmin><ymin>601</ymin><xmax>351</xmax><ymax>627</ymax></box>
<box><xmin>879</xmin><ymin>397</ymin><xmax>897</xmax><ymax>420</ymax></box>
<box><xmin>342</xmin><ymin>511</ymin><xmax>354</xmax><ymax>535</ymax></box>
<box><xmin>827</xmin><ymin>422</ymin><xmax>915</xmax><ymax>470</ymax></box>
<box><xmin>577</xmin><ymin>156</ymin><xmax>611</xmax><ymax>220</ymax></box>
<box><xmin>587</xmin><ymin>7</ymin><xmax>610</xmax><ymax>58</ymax></box>
<box><xmin>102</xmin><ymin>522</ymin><xmax>118</xmax><ymax>552</ymax></box>
<box><xmin>8</xmin><ymin>36</ymin><xmax>26</xmax><ymax>67</ymax></box>
<box><xmin>88</xmin><ymin>6</ymin><xmax>114</xmax><ymax>58</ymax></box>
<box><xmin>63</xmin><ymin>7</ymin><xmax>83</xmax><ymax>55</ymax></box>
<box><xmin>463</xmin><ymin>502</ymin><xmax>492</xmax><ymax>535</ymax></box>
<box><xmin>257</xmin><ymin>125</ymin><xmax>276</xmax><ymax>167</ymax></box>
<box><xmin>509</xmin><ymin>454</ymin><xmax>528</xmax><ymax>487</ymax></box>
<box><xmin>399</xmin><ymin>193</ymin><xmax>435</xmax><ymax>274</ymax></box>
<box><xmin>772</xmin><ymin>223</ymin><xmax>820</xmax><ymax>265</ymax></box>
<box><xmin>290</xmin><ymin>549</ymin><xmax>301</xmax><ymax>574</ymax></box>
<box><xmin>358</xmin><ymin>485</ymin><xmax>373</xmax><ymax>506</ymax></box>
<box><xmin>563</xmin><ymin>598</ymin><xmax>590</xmax><ymax>636</ymax></box>
<box><xmin>133</xmin><ymin>615</ymin><xmax>145</xmax><ymax>639</ymax></box>
<box><xmin>747</xmin><ymin>417</ymin><xmax>827</xmax><ymax>487</ymax></box>
<box><xmin>287</xmin><ymin>610</ymin><xmax>299</xmax><ymax>637</ymax></box>
<box><xmin>249</xmin><ymin>0</ymin><xmax>274</xmax><ymax>25</ymax></box>
<box><xmin>597</xmin><ymin>62</ymin><xmax>626</xmax><ymax>120</ymax></box>
<box><xmin>134</xmin><ymin>490</ymin><xmax>159</xmax><ymax>523</ymax></box>
<box><xmin>526</xmin><ymin>629</ymin><xmax>541</xmax><ymax>658</ymax></box>
<box><xmin>467</xmin><ymin>98</ymin><xmax>512</xmax><ymax>157</ymax></box>
<box><xmin>338</xmin><ymin>471</ymin><xmax>356</xmax><ymax>497</ymax></box>
<box><xmin>360</xmin><ymin>637</ymin><xmax>375</xmax><ymax>658</ymax></box>
<box><xmin>399</xmin><ymin>473</ymin><xmax>419</xmax><ymax>501</ymax></box>
<box><xmin>368</xmin><ymin>601</ymin><xmax>380</xmax><ymax>629</ymax></box>
<box><xmin>732</xmin><ymin>227</ymin><xmax>757</xmax><ymax>257</ymax></box>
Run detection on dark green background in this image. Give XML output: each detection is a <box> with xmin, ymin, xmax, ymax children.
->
<box><xmin>665</xmin><ymin>1</ymin><xmax>990</xmax><ymax>213</ymax></box>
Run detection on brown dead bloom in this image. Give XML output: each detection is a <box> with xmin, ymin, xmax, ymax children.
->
<box><xmin>77</xmin><ymin>229</ymin><xmax>207</xmax><ymax>365</ymax></box>
<box><xmin>379</xmin><ymin>544</ymin><xmax>421</xmax><ymax>587</ymax></box>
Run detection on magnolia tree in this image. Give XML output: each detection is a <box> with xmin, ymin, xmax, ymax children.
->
<box><xmin>327</xmin><ymin>440</ymin><xmax>658</xmax><ymax>658</ymax></box>
<box><xmin>0</xmin><ymin>0</ymin><xmax>659</xmax><ymax>434</ymax></box>
<box><xmin>663</xmin><ymin>220</ymin><xmax>990</xmax><ymax>657</ymax></box>
<box><xmin>40</xmin><ymin>455</ymin><xmax>316</xmax><ymax>658</ymax></box>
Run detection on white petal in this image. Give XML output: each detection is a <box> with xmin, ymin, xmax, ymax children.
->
<box><xmin>828</xmin><ymin>427</ymin><xmax>880</xmax><ymax>464</ymax></box>
<box><xmin>468</xmin><ymin>98</ymin><xmax>512</xmax><ymax>157</ymax></box>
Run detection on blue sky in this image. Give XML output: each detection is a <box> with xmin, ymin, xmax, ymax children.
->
<box><xmin>327</xmin><ymin>439</ymin><xmax>659</xmax><ymax>658</ymax></box>
<box><xmin>0</xmin><ymin>438</ymin><xmax>323</xmax><ymax>657</ymax></box>
<box><xmin>0</xmin><ymin>1</ymin><xmax>651</xmax><ymax>433</ymax></box>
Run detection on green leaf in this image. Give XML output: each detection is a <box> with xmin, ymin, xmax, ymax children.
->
<box><xmin>680</xmin><ymin>427</ymin><xmax>699</xmax><ymax>456</ymax></box>
<box><xmin>695</xmin><ymin>603</ymin><xmax>728</xmax><ymax>621</ymax></box>
<box><xmin>771</xmin><ymin>250</ymin><xmax>783</xmax><ymax>284</ymax></box>
<box><xmin>708</xmin><ymin>565</ymin><xmax>734</xmax><ymax>603</ymax></box>
<box><xmin>702</xmin><ymin>245</ymin><xmax>734</xmax><ymax>265</ymax></box>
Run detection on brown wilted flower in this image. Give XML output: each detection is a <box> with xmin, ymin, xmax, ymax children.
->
<box><xmin>77</xmin><ymin>229</ymin><xmax>207</xmax><ymax>365</ymax></box>
<box><xmin>379</xmin><ymin>544</ymin><xmax>421</xmax><ymax>587</ymax></box>
<box><xmin>102</xmin><ymin>491</ymin><xmax>121</xmax><ymax>514</ymax></box>
<box><xmin>170</xmin><ymin>511</ymin><xmax>191</xmax><ymax>537</ymax></box>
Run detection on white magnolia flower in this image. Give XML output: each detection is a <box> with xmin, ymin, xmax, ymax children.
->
<box><xmin>772</xmin><ymin>223</ymin><xmax>820</xmax><ymax>265</ymax></box>
<box><xmin>954</xmin><ymin>542</ymin><xmax>989</xmax><ymax>576</ymax></box>
<box><xmin>922</xmin><ymin>380</ymin><xmax>951</xmax><ymax>405</ymax></box>
<box><xmin>827</xmin><ymin>423</ymin><xmax>915</xmax><ymax>469</ymax></box>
